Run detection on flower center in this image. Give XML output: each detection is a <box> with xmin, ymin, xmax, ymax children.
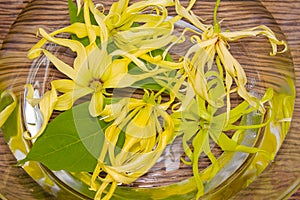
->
<box><xmin>89</xmin><ymin>78</ymin><xmax>103</xmax><ymax>92</ymax></box>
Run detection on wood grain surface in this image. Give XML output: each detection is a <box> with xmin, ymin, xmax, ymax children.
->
<box><xmin>0</xmin><ymin>0</ymin><xmax>299</xmax><ymax>199</ymax></box>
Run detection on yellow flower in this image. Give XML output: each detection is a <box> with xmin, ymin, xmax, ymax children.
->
<box><xmin>168</xmin><ymin>1</ymin><xmax>286</xmax><ymax>198</ymax></box>
<box><xmin>77</xmin><ymin>0</ymin><xmax>176</xmax><ymax>53</ymax></box>
<box><xmin>90</xmin><ymin>90</ymin><xmax>174</xmax><ymax>199</ymax></box>
<box><xmin>27</xmin><ymin>0</ymin><xmax>177</xmax><ymax>125</ymax></box>
<box><xmin>172</xmin><ymin>84</ymin><xmax>274</xmax><ymax>198</ymax></box>
<box><xmin>174</xmin><ymin>0</ymin><xmax>287</xmax><ymax>113</ymax></box>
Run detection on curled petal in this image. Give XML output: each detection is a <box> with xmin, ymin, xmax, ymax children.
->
<box><xmin>113</xmin><ymin>25</ymin><xmax>176</xmax><ymax>53</ymax></box>
<box><xmin>92</xmin><ymin>5</ymin><xmax>109</xmax><ymax>46</ymax></box>
<box><xmin>24</xmin><ymin>83</ymin><xmax>57</xmax><ymax>140</ymax></box>
<box><xmin>183</xmin><ymin>43</ymin><xmax>218</xmax><ymax>106</ymax></box>
<box><xmin>126</xmin><ymin>106</ymin><xmax>156</xmax><ymax>139</ymax></box>
<box><xmin>111</xmin><ymin>50</ymin><xmax>148</xmax><ymax>71</ymax></box>
<box><xmin>35</xmin><ymin>49</ymin><xmax>77</xmax><ymax>80</ymax></box>
<box><xmin>104</xmin><ymin>68</ymin><xmax>168</xmax><ymax>89</ymax></box>
<box><xmin>36</xmin><ymin>28</ymin><xmax>87</xmax><ymax>71</ymax></box>
<box><xmin>51</xmin><ymin>79</ymin><xmax>75</xmax><ymax>93</ymax></box>
<box><xmin>24</xmin><ymin>84</ymin><xmax>41</xmax><ymax>106</ymax></box>
<box><xmin>83</xmin><ymin>1</ymin><xmax>97</xmax><ymax>45</ymax></box>
<box><xmin>220</xmin><ymin>25</ymin><xmax>287</xmax><ymax>56</ymax></box>
<box><xmin>174</xmin><ymin>0</ymin><xmax>208</xmax><ymax>31</ymax></box>
<box><xmin>0</xmin><ymin>90</ymin><xmax>17</xmax><ymax>128</ymax></box>
<box><xmin>93</xmin><ymin>93</ymin><xmax>174</xmax><ymax>193</ymax></box>
<box><xmin>27</xmin><ymin>23</ymin><xmax>100</xmax><ymax>60</ymax></box>
<box><xmin>139</xmin><ymin>53</ymin><xmax>183</xmax><ymax>70</ymax></box>
<box><xmin>100</xmin><ymin>99</ymin><xmax>128</xmax><ymax>122</ymax></box>
<box><xmin>94</xmin><ymin>178</ymin><xmax>117</xmax><ymax>200</ymax></box>
<box><xmin>102</xmin><ymin>164</ymin><xmax>138</xmax><ymax>184</ymax></box>
<box><xmin>101</xmin><ymin>58</ymin><xmax>129</xmax><ymax>83</ymax></box>
<box><xmin>75</xmin><ymin>0</ymin><xmax>83</xmax><ymax>15</ymax></box>
<box><xmin>89</xmin><ymin>91</ymin><xmax>104</xmax><ymax>117</ymax></box>
<box><xmin>52</xmin><ymin>80</ymin><xmax>92</xmax><ymax>111</ymax></box>
<box><xmin>103</xmin><ymin>150</ymin><xmax>165</xmax><ymax>184</ymax></box>
<box><xmin>216</xmin><ymin>41</ymin><xmax>263</xmax><ymax>112</ymax></box>
<box><xmin>126</xmin><ymin>0</ymin><xmax>174</xmax><ymax>14</ymax></box>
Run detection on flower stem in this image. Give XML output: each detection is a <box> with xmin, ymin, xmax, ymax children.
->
<box><xmin>214</xmin><ymin>0</ymin><xmax>221</xmax><ymax>33</ymax></box>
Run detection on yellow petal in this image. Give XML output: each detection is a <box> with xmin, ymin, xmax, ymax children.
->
<box><xmin>126</xmin><ymin>0</ymin><xmax>174</xmax><ymax>13</ymax></box>
<box><xmin>0</xmin><ymin>90</ymin><xmax>17</xmax><ymax>128</ymax></box>
<box><xmin>215</xmin><ymin>41</ymin><xmax>263</xmax><ymax>112</ymax></box>
<box><xmin>41</xmin><ymin>49</ymin><xmax>77</xmax><ymax>80</ymax></box>
<box><xmin>73</xmin><ymin>62</ymin><xmax>94</xmax><ymax>87</ymax></box>
<box><xmin>94</xmin><ymin>178</ymin><xmax>117</xmax><ymax>200</ymax></box>
<box><xmin>85</xmin><ymin>45</ymin><xmax>112</xmax><ymax>79</ymax></box>
<box><xmin>91</xmin><ymin>4</ymin><xmax>109</xmax><ymax>45</ymax></box>
<box><xmin>51</xmin><ymin>79</ymin><xmax>75</xmax><ymax>93</ymax></box>
<box><xmin>83</xmin><ymin>1</ymin><xmax>94</xmax><ymax>39</ymax></box>
<box><xmin>139</xmin><ymin>54</ymin><xmax>182</xmax><ymax>70</ymax></box>
<box><xmin>126</xmin><ymin>106</ymin><xmax>156</xmax><ymax>139</ymax></box>
<box><xmin>106</xmin><ymin>125</ymin><xmax>123</xmax><ymax>165</ymax></box>
<box><xmin>174</xmin><ymin>0</ymin><xmax>208</xmax><ymax>32</ymax></box>
<box><xmin>104</xmin><ymin>68</ymin><xmax>168</xmax><ymax>89</ymax></box>
<box><xmin>111</xmin><ymin>50</ymin><xmax>148</xmax><ymax>71</ymax></box>
<box><xmin>95</xmin><ymin>105</ymin><xmax>174</xmax><ymax>189</ymax></box>
<box><xmin>89</xmin><ymin>91</ymin><xmax>104</xmax><ymax>117</ymax></box>
<box><xmin>183</xmin><ymin>44</ymin><xmax>213</xmax><ymax>104</ymax></box>
<box><xmin>24</xmin><ymin>83</ymin><xmax>57</xmax><ymax>140</ymax></box>
<box><xmin>24</xmin><ymin>84</ymin><xmax>41</xmax><ymax>106</ymax></box>
<box><xmin>113</xmin><ymin>25</ymin><xmax>176</xmax><ymax>53</ymax></box>
<box><xmin>54</xmin><ymin>86</ymin><xmax>92</xmax><ymax>111</ymax></box>
<box><xmin>76</xmin><ymin>0</ymin><xmax>83</xmax><ymax>15</ymax></box>
<box><xmin>105</xmin><ymin>148</ymin><xmax>167</xmax><ymax>184</ymax></box>
<box><xmin>37</xmin><ymin>28</ymin><xmax>87</xmax><ymax>72</ymax></box>
<box><xmin>105</xmin><ymin>151</ymin><xmax>162</xmax><ymax>183</ymax></box>
<box><xmin>101</xmin><ymin>165</ymin><xmax>137</xmax><ymax>184</ymax></box>
<box><xmin>28</xmin><ymin>23</ymin><xmax>86</xmax><ymax>59</ymax></box>
<box><xmin>27</xmin><ymin>23</ymin><xmax>100</xmax><ymax>60</ymax></box>
<box><xmin>100</xmin><ymin>99</ymin><xmax>126</xmax><ymax>122</ymax></box>
<box><xmin>220</xmin><ymin>25</ymin><xmax>287</xmax><ymax>56</ymax></box>
<box><xmin>116</xmin><ymin>135</ymin><xmax>141</xmax><ymax>164</ymax></box>
<box><xmin>156</xmin><ymin>109</ymin><xmax>174</xmax><ymax>146</ymax></box>
<box><xmin>102</xmin><ymin>58</ymin><xmax>129</xmax><ymax>83</ymax></box>
<box><xmin>109</xmin><ymin>0</ymin><xmax>129</xmax><ymax>16</ymax></box>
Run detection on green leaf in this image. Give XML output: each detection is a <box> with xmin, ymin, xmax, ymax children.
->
<box><xmin>132</xmin><ymin>77</ymin><xmax>163</xmax><ymax>91</ymax></box>
<box><xmin>1</xmin><ymin>103</ymin><xmax>20</xmax><ymax>141</ymax></box>
<box><xmin>0</xmin><ymin>91</ymin><xmax>14</xmax><ymax>112</ymax></box>
<box><xmin>68</xmin><ymin>0</ymin><xmax>80</xmax><ymax>25</ymax></box>
<box><xmin>150</xmin><ymin>48</ymin><xmax>174</xmax><ymax>62</ymax></box>
<box><xmin>127</xmin><ymin>49</ymin><xmax>175</xmax><ymax>91</ymax></box>
<box><xmin>68</xmin><ymin>0</ymin><xmax>98</xmax><ymax>25</ymax></box>
<box><xmin>68</xmin><ymin>0</ymin><xmax>98</xmax><ymax>46</ymax></box>
<box><xmin>20</xmin><ymin>102</ymin><xmax>109</xmax><ymax>172</ymax></box>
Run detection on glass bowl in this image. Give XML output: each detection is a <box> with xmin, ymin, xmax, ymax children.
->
<box><xmin>0</xmin><ymin>0</ymin><xmax>297</xmax><ymax>199</ymax></box>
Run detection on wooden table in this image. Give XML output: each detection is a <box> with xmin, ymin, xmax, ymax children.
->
<box><xmin>0</xmin><ymin>0</ymin><xmax>299</xmax><ymax>199</ymax></box>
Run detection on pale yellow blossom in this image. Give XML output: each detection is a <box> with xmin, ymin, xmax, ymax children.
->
<box><xmin>174</xmin><ymin>0</ymin><xmax>287</xmax><ymax>113</ymax></box>
<box><xmin>90</xmin><ymin>90</ymin><xmax>174</xmax><ymax>199</ymax></box>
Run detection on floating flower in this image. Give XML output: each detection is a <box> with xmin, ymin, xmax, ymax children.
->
<box><xmin>173</xmin><ymin>82</ymin><xmax>275</xmax><ymax>199</ymax></box>
<box><xmin>174</xmin><ymin>0</ymin><xmax>287</xmax><ymax>113</ymax></box>
<box><xmin>76</xmin><ymin>0</ymin><xmax>177</xmax><ymax>53</ymax></box>
<box><xmin>26</xmin><ymin>0</ymin><xmax>172</xmax><ymax>140</ymax></box>
<box><xmin>90</xmin><ymin>90</ymin><xmax>174</xmax><ymax>199</ymax></box>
